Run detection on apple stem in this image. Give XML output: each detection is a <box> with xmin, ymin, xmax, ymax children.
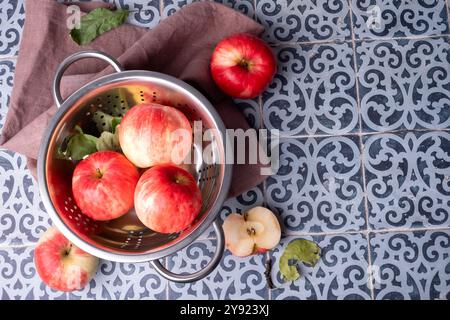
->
<box><xmin>95</xmin><ymin>168</ymin><xmax>103</xmax><ymax>179</ymax></box>
<box><xmin>247</xmin><ymin>227</ymin><xmax>256</xmax><ymax>236</ymax></box>
<box><xmin>237</xmin><ymin>58</ymin><xmax>250</xmax><ymax>70</ymax></box>
<box><xmin>64</xmin><ymin>243</ymin><xmax>73</xmax><ymax>256</ymax></box>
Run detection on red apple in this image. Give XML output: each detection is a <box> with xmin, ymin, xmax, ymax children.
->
<box><xmin>210</xmin><ymin>33</ymin><xmax>276</xmax><ymax>99</ymax></box>
<box><xmin>34</xmin><ymin>227</ymin><xmax>99</xmax><ymax>292</ymax></box>
<box><xmin>72</xmin><ymin>150</ymin><xmax>139</xmax><ymax>221</ymax></box>
<box><xmin>119</xmin><ymin>103</ymin><xmax>193</xmax><ymax>168</ymax></box>
<box><xmin>134</xmin><ymin>164</ymin><xmax>202</xmax><ymax>234</ymax></box>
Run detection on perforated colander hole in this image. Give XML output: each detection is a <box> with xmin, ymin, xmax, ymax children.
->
<box><xmin>64</xmin><ymin>206</ymin><xmax>68</xmax><ymax>211</ymax></box>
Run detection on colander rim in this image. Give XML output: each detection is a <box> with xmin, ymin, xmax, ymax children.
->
<box><xmin>37</xmin><ymin>70</ymin><xmax>233</xmax><ymax>263</ymax></box>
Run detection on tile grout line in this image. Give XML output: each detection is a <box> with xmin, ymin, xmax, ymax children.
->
<box><xmin>0</xmin><ymin>243</ymin><xmax>36</xmax><ymax>249</ymax></box>
<box><xmin>273</xmin><ymin>127</ymin><xmax>450</xmax><ymax>140</ymax></box>
<box><xmin>268</xmin><ymin>224</ymin><xmax>450</xmax><ymax>238</ymax></box>
<box><xmin>369</xmin><ymin>225</ymin><xmax>450</xmax><ymax>235</ymax></box>
<box><xmin>262</xmin><ymin>179</ymin><xmax>272</xmax><ymax>301</ymax></box>
<box><xmin>364</xmin><ymin>231</ymin><xmax>375</xmax><ymax>300</ymax></box>
<box><xmin>267</xmin><ymin>33</ymin><xmax>450</xmax><ymax>48</ymax></box>
<box><xmin>159</xmin><ymin>0</ymin><xmax>164</xmax><ymax>19</ymax></box>
<box><xmin>252</xmin><ymin>0</ymin><xmax>271</xmax><ymax>301</ymax></box>
<box><xmin>348</xmin><ymin>0</ymin><xmax>374</xmax><ymax>301</ymax></box>
<box><xmin>0</xmin><ymin>55</ymin><xmax>18</xmax><ymax>61</ymax></box>
<box><xmin>446</xmin><ymin>0</ymin><xmax>450</xmax><ymax>33</ymax></box>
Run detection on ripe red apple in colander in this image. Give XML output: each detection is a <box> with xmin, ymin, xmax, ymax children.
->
<box><xmin>118</xmin><ymin>103</ymin><xmax>193</xmax><ymax>168</ymax></box>
<box><xmin>72</xmin><ymin>151</ymin><xmax>139</xmax><ymax>221</ymax></box>
<box><xmin>210</xmin><ymin>33</ymin><xmax>277</xmax><ymax>99</ymax></box>
<box><xmin>34</xmin><ymin>227</ymin><xmax>99</xmax><ymax>292</ymax></box>
<box><xmin>134</xmin><ymin>164</ymin><xmax>202</xmax><ymax>234</ymax></box>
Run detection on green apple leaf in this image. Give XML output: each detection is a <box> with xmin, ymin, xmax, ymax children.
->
<box><xmin>70</xmin><ymin>8</ymin><xmax>129</xmax><ymax>45</ymax></box>
<box><xmin>279</xmin><ymin>239</ymin><xmax>321</xmax><ymax>282</ymax></box>
<box><xmin>96</xmin><ymin>130</ymin><xmax>121</xmax><ymax>152</ymax></box>
<box><xmin>59</xmin><ymin>125</ymin><xmax>98</xmax><ymax>161</ymax></box>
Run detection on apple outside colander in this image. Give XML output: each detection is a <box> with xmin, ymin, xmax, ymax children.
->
<box><xmin>37</xmin><ymin>51</ymin><xmax>232</xmax><ymax>283</ymax></box>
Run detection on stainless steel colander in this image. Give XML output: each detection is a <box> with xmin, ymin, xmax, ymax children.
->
<box><xmin>37</xmin><ymin>51</ymin><xmax>232</xmax><ymax>283</ymax></box>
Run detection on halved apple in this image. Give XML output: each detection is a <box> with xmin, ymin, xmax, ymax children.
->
<box><xmin>223</xmin><ymin>206</ymin><xmax>281</xmax><ymax>257</ymax></box>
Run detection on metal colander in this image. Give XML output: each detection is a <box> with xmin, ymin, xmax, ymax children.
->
<box><xmin>38</xmin><ymin>51</ymin><xmax>232</xmax><ymax>283</ymax></box>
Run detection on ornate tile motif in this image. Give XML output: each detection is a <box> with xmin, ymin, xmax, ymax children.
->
<box><xmin>352</xmin><ymin>0</ymin><xmax>449</xmax><ymax>40</ymax></box>
<box><xmin>0</xmin><ymin>59</ymin><xmax>15</xmax><ymax>132</ymax></box>
<box><xmin>0</xmin><ymin>150</ymin><xmax>51</xmax><ymax>245</ymax></box>
<box><xmin>270</xmin><ymin>234</ymin><xmax>371</xmax><ymax>300</ymax></box>
<box><xmin>263</xmin><ymin>43</ymin><xmax>359</xmax><ymax>136</ymax></box>
<box><xmin>0</xmin><ymin>0</ymin><xmax>24</xmax><ymax>56</ymax></box>
<box><xmin>115</xmin><ymin>0</ymin><xmax>161</xmax><ymax>28</ymax></box>
<box><xmin>356</xmin><ymin>38</ymin><xmax>450</xmax><ymax>132</ymax></box>
<box><xmin>363</xmin><ymin>131</ymin><xmax>450</xmax><ymax>230</ymax></box>
<box><xmin>0</xmin><ymin>246</ymin><xmax>168</xmax><ymax>299</ymax></box>
<box><xmin>370</xmin><ymin>230</ymin><xmax>450</xmax><ymax>300</ymax></box>
<box><xmin>266</xmin><ymin>136</ymin><xmax>365</xmax><ymax>234</ymax></box>
<box><xmin>167</xmin><ymin>239</ymin><xmax>268</xmax><ymax>299</ymax></box>
<box><xmin>255</xmin><ymin>0</ymin><xmax>351</xmax><ymax>44</ymax></box>
<box><xmin>162</xmin><ymin>0</ymin><xmax>254</xmax><ymax>18</ymax></box>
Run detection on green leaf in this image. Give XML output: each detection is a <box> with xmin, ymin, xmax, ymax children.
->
<box><xmin>70</xmin><ymin>8</ymin><xmax>128</xmax><ymax>45</ymax></box>
<box><xmin>96</xmin><ymin>130</ymin><xmax>121</xmax><ymax>152</ymax></box>
<box><xmin>60</xmin><ymin>125</ymin><xmax>98</xmax><ymax>161</ymax></box>
<box><xmin>93</xmin><ymin>111</ymin><xmax>122</xmax><ymax>133</ymax></box>
<box><xmin>279</xmin><ymin>239</ymin><xmax>321</xmax><ymax>281</ymax></box>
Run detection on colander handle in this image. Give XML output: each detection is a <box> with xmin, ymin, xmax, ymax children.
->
<box><xmin>53</xmin><ymin>50</ymin><xmax>124</xmax><ymax>108</ymax></box>
<box><xmin>150</xmin><ymin>220</ymin><xmax>225</xmax><ymax>283</ymax></box>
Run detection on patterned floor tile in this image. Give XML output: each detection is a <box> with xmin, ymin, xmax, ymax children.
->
<box><xmin>255</xmin><ymin>0</ymin><xmax>351</xmax><ymax>44</ymax></box>
<box><xmin>167</xmin><ymin>239</ymin><xmax>268</xmax><ymax>299</ymax></box>
<box><xmin>162</xmin><ymin>0</ymin><xmax>254</xmax><ymax>18</ymax></box>
<box><xmin>363</xmin><ymin>131</ymin><xmax>450</xmax><ymax>230</ymax></box>
<box><xmin>0</xmin><ymin>150</ymin><xmax>51</xmax><ymax>245</ymax></box>
<box><xmin>0</xmin><ymin>0</ymin><xmax>24</xmax><ymax>56</ymax></box>
<box><xmin>270</xmin><ymin>233</ymin><xmax>371</xmax><ymax>300</ymax></box>
<box><xmin>370</xmin><ymin>230</ymin><xmax>450</xmax><ymax>300</ymax></box>
<box><xmin>352</xmin><ymin>0</ymin><xmax>449</xmax><ymax>40</ymax></box>
<box><xmin>0</xmin><ymin>58</ymin><xmax>15</xmax><ymax>132</ymax></box>
<box><xmin>356</xmin><ymin>37</ymin><xmax>450</xmax><ymax>132</ymax></box>
<box><xmin>266</xmin><ymin>136</ymin><xmax>365</xmax><ymax>234</ymax></box>
<box><xmin>115</xmin><ymin>0</ymin><xmax>161</xmax><ymax>28</ymax></box>
<box><xmin>263</xmin><ymin>43</ymin><xmax>359</xmax><ymax>136</ymax></box>
<box><xmin>0</xmin><ymin>245</ymin><xmax>168</xmax><ymax>299</ymax></box>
